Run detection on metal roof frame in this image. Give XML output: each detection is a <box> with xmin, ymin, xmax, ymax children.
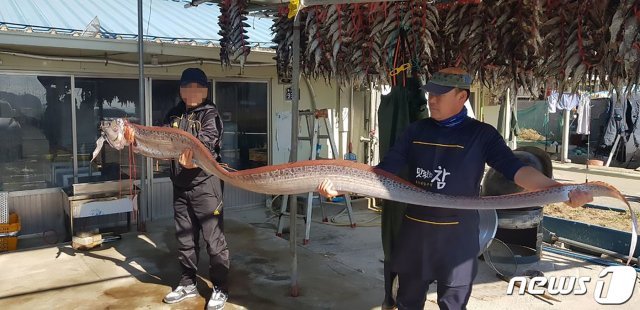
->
<box><xmin>0</xmin><ymin>0</ymin><xmax>275</xmax><ymax>46</ymax></box>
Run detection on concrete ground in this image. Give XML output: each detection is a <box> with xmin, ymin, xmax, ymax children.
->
<box><xmin>0</xmin><ymin>162</ymin><xmax>639</xmax><ymax>310</ymax></box>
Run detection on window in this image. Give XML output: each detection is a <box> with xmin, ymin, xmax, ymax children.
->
<box><xmin>0</xmin><ymin>75</ymin><xmax>268</xmax><ymax>190</ymax></box>
<box><xmin>215</xmin><ymin>81</ymin><xmax>269</xmax><ymax>170</ymax></box>
<box><xmin>75</xmin><ymin>78</ymin><xmax>142</xmax><ymax>184</ymax></box>
<box><xmin>0</xmin><ymin>74</ymin><xmax>73</xmax><ymax>191</ymax></box>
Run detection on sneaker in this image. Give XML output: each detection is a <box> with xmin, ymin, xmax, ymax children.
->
<box><xmin>207</xmin><ymin>287</ymin><xmax>228</xmax><ymax>310</ymax></box>
<box><xmin>163</xmin><ymin>284</ymin><xmax>197</xmax><ymax>304</ymax></box>
<box><xmin>381</xmin><ymin>303</ymin><xmax>397</xmax><ymax>310</ymax></box>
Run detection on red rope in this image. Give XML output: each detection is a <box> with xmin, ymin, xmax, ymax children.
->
<box><xmin>128</xmin><ymin>145</ymin><xmax>136</xmax><ymax>197</ymax></box>
<box><xmin>383</xmin><ymin>1</ymin><xmax>387</xmax><ymax>19</ymax></box>
<box><xmin>118</xmin><ymin>149</ymin><xmax>123</xmax><ymax>198</ymax></box>
<box><xmin>366</xmin><ymin>4</ymin><xmax>376</xmax><ymax>75</ymax></box>
<box><xmin>128</xmin><ymin>146</ymin><xmax>132</xmax><ymax>197</ymax></box>
<box><xmin>454</xmin><ymin>52</ymin><xmax>463</xmax><ymax>68</ymax></box>
<box><xmin>352</xmin><ymin>4</ymin><xmax>368</xmax><ymax>75</ymax></box>
<box><xmin>358</xmin><ymin>5</ymin><xmax>365</xmax><ymax>31</ymax></box>
<box><xmin>422</xmin><ymin>0</ymin><xmax>428</xmax><ymax>34</ymax></box>
<box><xmin>402</xmin><ymin>2</ymin><xmax>408</xmax><ymax>87</ymax></box>
<box><xmin>392</xmin><ymin>36</ymin><xmax>401</xmax><ymax>86</ymax></box>
<box><xmin>313</xmin><ymin>7</ymin><xmax>323</xmax><ymax>67</ymax></box>
<box><xmin>577</xmin><ymin>7</ymin><xmax>592</xmax><ymax>68</ymax></box>
<box><xmin>318</xmin><ymin>6</ymin><xmax>327</xmax><ymax>22</ymax></box>
<box><xmin>436</xmin><ymin>0</ymin><xmax>481</xmax><ymax>10</ymax></box>
<box><xmin>369</xmin><ymin>3</ymin><xmax>376</xmax><ymax>24</ymax></box>
<box><xmin>397</xmin><ymin>6</ymin><xmax>403</xmax><ymax>86</ymax></box>
<box><xmin>129</xmin><ymin>147</ymin><xmax>138</xmax><ymax>196</ymax></box>
<box><xmin>338</xmin><ymin>4</ymin><xmax>343</xmax><ymax>62</ymax></box>
<box><xmin>558</xmin><ymin>11</ymin><xmax>566</xmax><ymax>79</ymax></box>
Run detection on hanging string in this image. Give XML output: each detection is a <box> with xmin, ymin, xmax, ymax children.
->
<box><xmin>128</xmin><ymin>145</ymin><xmax>136</xmax><ymax>197</ymax></box>
<box><xmin>118</xmin><ymin>149</ymin><xmax>123</xmax><ymax>198</ymax></box>
<box><xmin>128</xmin><ymin>118</ymin><xmax>133</xmax><ymax>195</ymax></box>
<box><xmin>128</xmin><ymin>147</ymin><xmax>132</xmax><ymax>197</ymax></box>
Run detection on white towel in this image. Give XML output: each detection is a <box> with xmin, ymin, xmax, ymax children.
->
<box><xmin>576</xmin><ymin>93</ymin><xmax>591</xmax><ymax>134</ymax></box>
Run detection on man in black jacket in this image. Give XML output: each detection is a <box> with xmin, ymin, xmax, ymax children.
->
<box><xmin>161</xmin><ymin>68</ymin><xmax>228</xmax><ymax>309</ymax></box>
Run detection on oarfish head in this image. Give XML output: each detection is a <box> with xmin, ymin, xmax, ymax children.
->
<box><xmin>99</xmin><ymin>118</ymin><xmax>129</xmax><ymax>150</ymax></box>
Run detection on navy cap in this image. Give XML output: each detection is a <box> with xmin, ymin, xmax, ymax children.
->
<box><xmin>180</xmin><ymin>68</ymin><xmax>208</xmax><ymax>87</ymax></box>
<box><xmin>421</xmin><ymin>67</ymin><xmax>472</xmax><ymax>95</ymax></box>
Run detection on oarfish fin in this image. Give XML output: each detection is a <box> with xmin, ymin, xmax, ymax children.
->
<box><xmin>91</xmin><ymin>136</ymin><xmax>106</xmax><ymax>162</ymax></box>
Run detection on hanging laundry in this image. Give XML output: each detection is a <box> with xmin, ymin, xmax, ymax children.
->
<box><xmin>547</xmin><ymin>91</ymin><xmax>579</xmax><ymax>112</ymax></box>
<box><xmin>557</xmin><ymin>93</ymin><xmax>580</xmax><ymax>110</ymax></box>
<box><xmin>547</xmin><ymin>91</ymin><xmax>558</xmax><ymax>113</ymax></box>
<box><xmin>604</xmin><ymin>92</ymin><xmax>629</xmax><ymax>146</ymax></box>
<box><xmin>629</xmin><ymin>92</ymin><xmax>640</xmax><ymax>147</ymax></box>
<box><xmin>576</xmin><ymin>93</ymin><xmax>591</xmax><ymax>134</ymax></box>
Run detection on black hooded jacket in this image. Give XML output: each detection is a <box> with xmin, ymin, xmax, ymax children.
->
<box><xmin>163</xmin><ymin>99</ymin><xmax>223</xmax><ymax>189</ymax></box>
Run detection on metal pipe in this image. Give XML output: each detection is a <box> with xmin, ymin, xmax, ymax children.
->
<box><xmin>145</xmin><ymin>78</ymin><xmax>154</xmax><ymax>220</ymax></box>
<box><xmin>184</xmin><ymin>0</ymin><xmax>212</xmax><ymax>8</ymax></box>
<box><xmin>304</xmin><ymin>75</ymin><xmax>318</xmax><ymax>110</ymax></box>
<box><xmin>372</xmin><ymin>85</ymin><xmax>380</xmax><ymax>164</ymax></box>
<box><xmin>71</xmin><ymin>75</ymin><xmax>78</xmax><ymax>185</ymax></box>
<box><xmin>336</xmin><ymin>82</ymin><xmax>341</xmax><ymax>159</ymax></box>
<box><xmin>348</xmin><ymin>83</ymin><xmax>354</xmax><ymax>156</ymax></box>
<box><xmin>505</xmin><ymin>88</ymin><xmax>512</xmax><ymax>146</ymax></box>
<box><xmin>606</xmin><ymin>134</ymin><xmax>621</xmax><ymax>167</ymax></box>
<box><xmin>186</xmin><ymin>0</ymin><xmax>407</xmax><ymax>11</ymax></box>
<box><xmin>542</xmin><ymin>245</ymin><xmax>640</xmax><ymax>272</ymax></box>
<box><xmin>479</xmin><ymin>84</ymin><xmax>484</xmax><ymax>122</ymax></box>
<box><xmin>512</xmin><ymin>84</ymin><xmax>518</xmax><ymax>150</ymax></box>
<box><xmin>301</xmin><ymin>0</ymin><xmax>405</xmax><ymax>6</ymax></box>
<box><xmin>281</xmin><ymin>0</ymin><xmax>407</xmax><ymax>297</ymax></box>
<box><xmin>0</xmin><ymin>51</ymin><xmax>275</xmax><ymax>67</ymax></box>
<box><xmin>562</xmin><ymin>109</ymin><xmax>570</xmax><ymax>163</ymax></box>
<box><xmin>288</xmin><ymin>12</ymin><xmax>301</xmax><ymax>298</ymax></box>
<box><xmin>137</xmin><ymin>0</ymin><xmax>147</xmax><ymax>231</ymax></box>
<box><xmin>363</xmin><ymin>85</ymin><xmax>370</xmax><ymax>164</ymax></box>
<box><xmin>551</xmin><ymin>234</ymin><xmax>639</xmax><ymax>265</ymax></box>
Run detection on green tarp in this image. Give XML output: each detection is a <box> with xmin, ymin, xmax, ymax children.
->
<box><xmin>377</xmin><ymin>77</ymin><xmax>426</xmax><ymax>260</ymax></box>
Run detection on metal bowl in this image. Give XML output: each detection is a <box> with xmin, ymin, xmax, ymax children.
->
<box><xmin>478</xmin><ymin>209</ymin><xmax>498</xmax><ymax>256</ymax></box>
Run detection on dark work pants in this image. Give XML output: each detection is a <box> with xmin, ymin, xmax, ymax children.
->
<box><xmin>396</xmin><ymin>273</ymin><xmax>472</xmax><ymax>310</ymax></box>
<box><xmin>173</xmin><ymin>177</ymin><xmax>229</xmax><ymax>291</ymax></box>
<box><xmin>381</xmin><ymin>201</ymin><xmax>407</xmax><ymax>307</ymax></box>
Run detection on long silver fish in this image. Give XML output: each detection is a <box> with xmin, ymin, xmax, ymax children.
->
<box><xmin>94</xmin><ymin>118</ymin><xmax>639</xmax><ymax>265</ymax></box>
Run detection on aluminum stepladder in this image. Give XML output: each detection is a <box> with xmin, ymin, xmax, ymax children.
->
<box><xmin>276</xmin><ymin>109</ymin><xmax>356</xmax><ymax>245</ymax></box>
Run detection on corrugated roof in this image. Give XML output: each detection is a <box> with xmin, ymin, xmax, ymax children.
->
<box><xmin>0</xmin><ymin>0</ymin><xmax>275</xmax><ymax>47</ymax></box>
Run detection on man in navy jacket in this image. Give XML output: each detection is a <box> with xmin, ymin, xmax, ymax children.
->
<box><xmin>317</xmin><ymin>67</ymin><xmax>593</xmax><ymax>310</ymax></box>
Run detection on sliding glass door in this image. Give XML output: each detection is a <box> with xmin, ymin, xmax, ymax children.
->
<box><xmin>214</xmin><ymin>81</ymin><xmax>269</xmax><ymax>170</ymax></box>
